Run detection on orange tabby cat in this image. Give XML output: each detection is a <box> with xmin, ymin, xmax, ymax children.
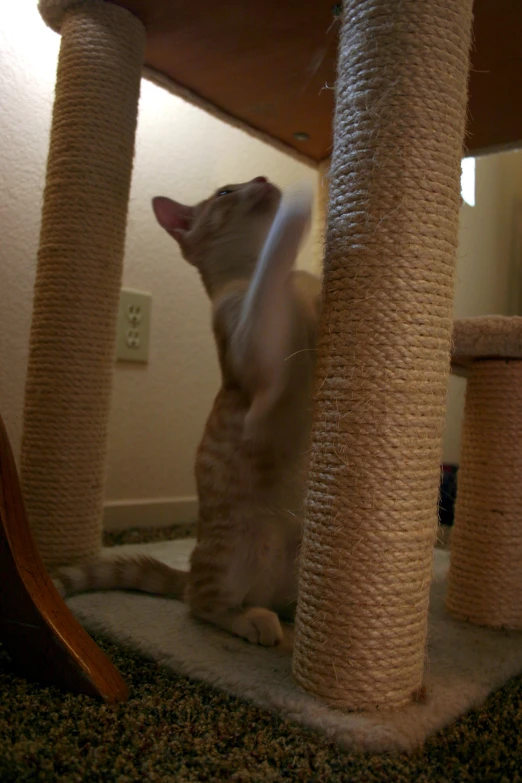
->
<box><xmin>54</xmin><ymin>176</ymin><xmax>321</xmax><ymax>646</ymax></box>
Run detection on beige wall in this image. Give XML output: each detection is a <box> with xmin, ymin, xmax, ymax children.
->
<box><xmin>443</xmin><ymin>150</ymin><xmax>522</xmax><ymax>464</ymax></box>
<box><xmin>0</xmin><ymin>1</ymin><xmax>320</xmax><ymax>519</ymax></box>
<box><xmin>107</xmin><ymin>85</ymin><xmax>319</xmax><ymax>507</ymax></box>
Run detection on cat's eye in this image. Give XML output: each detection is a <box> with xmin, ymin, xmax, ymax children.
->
<box><xmin>216</xmin><ymin>189</ymin><xmax>233</xmax><ymax>197</ymax></box>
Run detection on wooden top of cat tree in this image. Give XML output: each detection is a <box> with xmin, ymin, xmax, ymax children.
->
<box><xmin>452</xmin><ymin>317</ymin><xmax>522</xmax><ymax>375</ymax></box>
<box><xmin>104</xmin><ymin>0</ymin><xmax>520</xmax><ymax>164</ymax></box>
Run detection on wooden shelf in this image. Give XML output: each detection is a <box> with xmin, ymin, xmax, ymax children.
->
<box><xmin>111</xmin><ymin>0</ymin><xmax>522</xmax><ymax>163</ymax></box>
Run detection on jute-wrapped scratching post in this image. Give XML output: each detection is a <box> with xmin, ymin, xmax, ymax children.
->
<box><xmin>448</xmin><ymin>317</ymin><xmax>522</xmax><ymax>629</ymax></box>
<box><xmin>293</xmin><ymin>0</ymin><xmax>473</xmax><ymax>710</ymax></box>
<box><xmin>21</xmin><ymin>0</ymin><xmax>145</xmax><ymax>567</ymax></box>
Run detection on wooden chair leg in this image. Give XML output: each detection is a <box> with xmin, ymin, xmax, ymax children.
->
<box><xmin>0</xmin><ymin>413</ymin><xmax>128</xmax><ymax>702</ymax></box>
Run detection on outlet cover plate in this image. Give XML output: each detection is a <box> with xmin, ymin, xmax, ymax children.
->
<box><xmin>116</xmin><ymin>289</ymin><xmax>152</xmax><ymax>363</ymax></box>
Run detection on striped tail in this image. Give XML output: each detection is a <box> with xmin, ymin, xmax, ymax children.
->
<box><xmin>52</xmin><ymin>554</ymin><xmax>188</xmax><ymax>600</ymax></box>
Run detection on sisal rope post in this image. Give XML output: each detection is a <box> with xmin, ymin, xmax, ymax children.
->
<box><xmin>292</xmin><ymin>0</ymin><xmax>473</xmax><ymax>710</ymax></box>
<box><xmin>447</xmin><ymin>360</ymin><xmax>522</xmax><ymax>629</ymax></box>
<box><xmin>21</xmin><ymin>0</ymin><xmax>145</xmax><ymax>567</ymax></box>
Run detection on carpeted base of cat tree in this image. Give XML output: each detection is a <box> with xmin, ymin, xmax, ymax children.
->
<box><xmin>65</xmin><ymin>540</ymin><xmax>522</xmax><ymax>753</ymax></box>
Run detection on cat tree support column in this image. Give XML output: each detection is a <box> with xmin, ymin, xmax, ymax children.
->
<box><xmin>448</xmin><ymin>318</ymin><xmax>522</xmax><ymax>629</ymax></box>
<box><xmin>293</xmin><ymin>0</ymin><xmax>473</xmax><ymax>710</ymax></box>
<box><xmin>21</xmin><ymin>0</ymin><xmax>145</xmax><ymax>567</ymax></box>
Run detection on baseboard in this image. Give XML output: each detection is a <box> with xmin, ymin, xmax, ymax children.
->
<box><xmin>103</xmin><ymin>497</ymin><xmax>198</xmax><ymax>531</ymax></box>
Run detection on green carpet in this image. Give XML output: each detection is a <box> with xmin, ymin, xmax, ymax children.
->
<box><xmin>1</xmin><ymin>528</ymin><xmax>521</xmax><ymax>782</ymax></box>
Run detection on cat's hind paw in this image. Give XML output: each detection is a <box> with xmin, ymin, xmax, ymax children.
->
<box><xmin>238</xmin><ymin>607</ymin><xmax>283</xmax><ymax>647</ymax></box>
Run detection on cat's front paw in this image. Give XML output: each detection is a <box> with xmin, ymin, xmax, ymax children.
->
<box><xmin>239</xmin><ymin>607</ymin><xmax>283</xmax><ymax>647</ymax></box>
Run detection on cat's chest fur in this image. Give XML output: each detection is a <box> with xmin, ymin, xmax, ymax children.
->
<box><xmin>194</xmin><ymin>382</ymin><xmax>308</xmax><ymax>611</ymax></box>
<box><xmin>196</xmin><ymin>385</ymin><xmax>310</xmax><ymax>520</ymax></box>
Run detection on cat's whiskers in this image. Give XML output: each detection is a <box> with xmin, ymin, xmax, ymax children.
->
<box><xmin>284</xmin><ymin>347</ymin><xmax>318</xmax><ymax>361</ymax></box>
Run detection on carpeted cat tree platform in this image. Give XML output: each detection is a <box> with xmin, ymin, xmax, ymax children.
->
<box><xmin>17</xmin><ymin>0</ymin><xmax>522</xmax><ymax>752</ymax></box>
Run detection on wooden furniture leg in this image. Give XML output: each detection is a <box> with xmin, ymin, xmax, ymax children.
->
<box><xmin>0</xmin><ymin>413</ymin><xmax>128</xmax><ymax>702</ymax></box>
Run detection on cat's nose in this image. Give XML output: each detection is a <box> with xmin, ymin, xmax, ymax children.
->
<box><xmin>252</xmin><ymin>176</ymin><xmax>268</xmax><ymax>184</ymax></box>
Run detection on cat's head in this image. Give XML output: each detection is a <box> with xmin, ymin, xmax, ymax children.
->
<box><xmin>152</xmin><ymin>177</ymin><xmax>281</xmax><ymax>295</ymax></box>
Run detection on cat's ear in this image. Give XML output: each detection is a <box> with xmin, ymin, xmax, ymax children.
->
<box><xmin>152</xmin><ymin>196</ymin><xmax>194</xmax><ymax>241</ymax></box>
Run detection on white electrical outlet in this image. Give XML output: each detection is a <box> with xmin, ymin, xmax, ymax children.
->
<box><xmin>116</xmin><ymin>289</ymin><xmax>152</xmax><ymax>363</ymax></box>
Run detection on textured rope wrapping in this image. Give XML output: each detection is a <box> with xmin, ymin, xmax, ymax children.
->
<box><xmin>447</xmin><ymin>360</ymin><xmax>522</xmax><ymax>629</ymax></box>
<box><xmin>451</xmin><ymin>316</ymin><xmax>522</xmax><ymax>374</ymax></box>
<box><xmin>292</xmin><ymin>0</ymin><xmax>473</xmax><ymax>710</ymax></box>
<box><xmin>38</xmin><ymin>0</ymin><xmax>94</xmax><ymax>33</ymax></box>
<box><xmin>21</xmin><ymin>0</ymin><xmax>145</xmax><ymax>567</ymax></box>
